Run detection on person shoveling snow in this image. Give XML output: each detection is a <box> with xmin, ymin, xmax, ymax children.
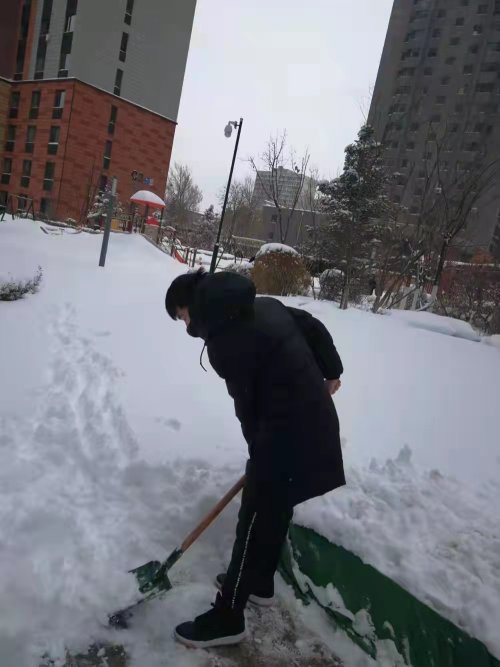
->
<box><xmin>165</xmin><ymin>268</ymin><xmax>345</xmax><ymax>648</ymax></box>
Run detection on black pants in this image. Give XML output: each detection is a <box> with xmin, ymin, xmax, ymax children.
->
<box><xmin>220</xmin><ymin>467</ymin><xmax>294</xmax><ymax>612</ymax></box>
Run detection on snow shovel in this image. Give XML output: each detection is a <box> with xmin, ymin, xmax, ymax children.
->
<box><xmin>109</xmin><ymin>474</ymin><xmax>246</xmax><ymax>628</ymax></box>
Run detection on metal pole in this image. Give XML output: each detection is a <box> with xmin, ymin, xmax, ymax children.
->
<box><xmin>99</xmin><ymin>177</ymin><xmax>117</xmax><ymax>267</ymax></box>
<box><xmin>210</xmin><ymin>118</ymin><xmax>243</xmax><ymax>273</ymax></box>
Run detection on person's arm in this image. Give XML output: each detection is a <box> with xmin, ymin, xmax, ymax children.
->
<box><xmin>286</xmin><ymin>307</ymin><xmax>343</xmax><ymax>380</ymax></box>
<box><xmin>207</xmin><ymin>327</ymin><xmax>258</xmax><ymax>446</ymax></box>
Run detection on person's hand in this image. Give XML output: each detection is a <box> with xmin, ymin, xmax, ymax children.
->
<box><xmin>325</xmin><ymin>379</ymin><xmax>341</xmax><ymax>395</ymax></box>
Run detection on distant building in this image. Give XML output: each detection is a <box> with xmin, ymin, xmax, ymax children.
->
<box><xmin>0</xmin><ymin>0</ymin><xmax>196</xmax><ymax>222</ymax></box>
<box><xmin>242</xmin><ymin>203</ymin><xmax>327</xmax><ymax>247</ymax></box>
<box><xmin>251</xmin><ymin>166</ymin><xmax>315</xmax><ymax>211</ymax></box>
<box><xmin>368</xmin><ymin>0</ymin><xmax>500</xmax><ymax>259</ymax></box>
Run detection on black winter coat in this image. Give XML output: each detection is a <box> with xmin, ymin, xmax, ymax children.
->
<box><xmin>189</xmin><ymin>271</ymin><xmax>346</xmax><ymax>506</ymax></box>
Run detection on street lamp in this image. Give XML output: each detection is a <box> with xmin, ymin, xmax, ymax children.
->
<box><xmin>209</xmin><ymin>117</ymin><xmax>244</xmax><ymax>273</ymax></box>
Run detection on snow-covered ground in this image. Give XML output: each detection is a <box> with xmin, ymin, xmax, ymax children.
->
<box><xmin>1</xmin><ymin>218</ymin><xmax>499</xmax><ymax>666</ymax></box>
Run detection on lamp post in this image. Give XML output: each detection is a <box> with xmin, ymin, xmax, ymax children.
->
<box><xmin>209</xmin><ymin>117</ymin><xmax>243</xmax><ymax>273</ymax></box>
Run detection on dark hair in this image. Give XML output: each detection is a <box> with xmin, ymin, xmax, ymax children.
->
<box><xmin>165</xmin><ymin>268</ymin><xmax>206</xmax><ymax>320</ymax></box>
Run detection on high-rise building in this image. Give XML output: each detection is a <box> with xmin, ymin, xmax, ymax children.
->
<box><xmin>251</xmin><ymin>167</ymin><xmax>315</xmax><ymax>211</ymax></box>
<box><xmin>0</xmin><ymin>0</ymin><xmax>196</xmax><ymax>222</ymax></box>
<box><xmin>368</xmin><ymin>0</ymin><xmax>500</xmax><ymax>258</ymax></box>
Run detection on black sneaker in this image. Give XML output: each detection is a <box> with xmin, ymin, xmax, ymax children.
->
<box><xmin>174</xmin><ymin>595</ymin><xmax>246</xmax><ymax>649</ymax></box>
<box><xmin>215</xmin><ymin>573</ymin><xmax>275</xmax><ymax>607</ymax></box>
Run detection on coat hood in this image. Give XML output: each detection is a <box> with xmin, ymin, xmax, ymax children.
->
<box><xmin>188</xmin><ymin>272</ymin><xmax>256</xmax><ymax>339</ymax></box>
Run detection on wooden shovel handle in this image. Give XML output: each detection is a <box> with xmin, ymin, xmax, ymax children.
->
<box><xmin>180</xmin><ymin>475</ymin><xmax>246</xmax><ymax>553</ymax></box>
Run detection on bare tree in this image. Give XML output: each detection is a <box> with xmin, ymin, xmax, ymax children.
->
<box><xmin>300</xmin><ymin>166</ymin><xmax>322</xmax><ymax>244</ymax></box>
<box><xmin>217</xmin><ymin>176</ymin><xmax>256</xmax><ymax>241</ymax></box>
<box><xmin>165</xmin><ymin>162</ymin><xmax>203</xmax><ymax>228</ymax></box>
<box><xmin>438</xmin><ymin>264</ymin><xmax>500</xmax><ymax>334</ymax></box>
<box><xmin>249</xmin><ymin>132</ymin><xmax>310</xmax><ymax>243</ymax></box>
<box><xmin>370</xmin><ymin>119</ymin><xmax>500</xmax><ymax>312</ymax></box>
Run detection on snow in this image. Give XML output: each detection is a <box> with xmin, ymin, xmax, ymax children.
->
<box><xmin>130</xmin><ymin>190</ymin><xmax>165</xmax><ymax>208</ymax></box>
<box><xmin>387</xmin><ymin>309</ymin><xmax>481</xmax><ymax>342</ymax></box>
<box><xmin>255</xmin><ymin>242</ymin><xmax>299</xmax><ymax>259</ymax></box>
<box><xmin>1</xmin><ymin>218</ymin><xmax>500</xmax><ymax>665</ymax></box>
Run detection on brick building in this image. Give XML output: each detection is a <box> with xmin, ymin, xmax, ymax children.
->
<box><xmin>0</xmin><ymin>0</ymin><xmax>196</xmax><ymax>222</ymax></box>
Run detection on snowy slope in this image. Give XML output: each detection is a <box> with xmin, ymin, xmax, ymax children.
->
<box><xmin>1</xmin><ymin>219</ymin><xmax>499</xmax><ymax>665</ymax></box>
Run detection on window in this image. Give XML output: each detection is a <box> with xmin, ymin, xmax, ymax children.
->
<box><xmin>0</xmin><ymin>191</ymin><xmax>7</xmax><ymax>208</ymax></box>
<box><xmin>35</xmin><ymin>0</ymin><xmax>53</xmax><ymax>78</ymax></box>
<box><xmin>406</xmin><ymin>141</ymin><xmax>415</xmax><ymax>150</ymax></box>
<box><xmin>463</xmin><ymin>142</ymin><xmax>479</xmax><ymax>151</ymax></box>
<box><xmin>30</xmin><ymin>90</ymin><xmax>41</xmax><ymax>119</ymax></box>
<box><xmin>124</xmin><ymin>0</ymin><xmax>134</xmax><ymax>25</ymax></box>
<box><xmin>108</xmin><ymin>106</ymin><xmax>118</xmax><ymax>135</ymax></box>
<box><xmin>476</xmin><ymin>82</ymin><xmax>494</xmax><ymax>92</ymax></box>
<box><xmin>119</xmin><ymin>32</ymin><xmax>129</xmax><ymax>62</ymax></box>
<box><xmin>424</xmin><ymin>66</ymin><xmax>433</xmax><ymax>75</ymax></box>
<box><xmin>481</xmin><ymin>62</ymin><xmax>499</xmax><ymax>72</ymax></box>
<box><xmin>488</xmin><ymin>41</ymin><xmax>500</xmax><ymax>51</ymax></box>
<box><xmin>58</xmin><ymin>29</ymin><xmax>73</xmax><ymax>76</ymax></box>
<box><xmin>394</xmin><ymin>85</ymin><xmax>411</xmax><ymax>95</ymax></box>
<box><xmin>430</xmin><ymin>113</ymin><xmax>441</xmax><ymax>123</ymax></box>
<box><xmin>432</xmin><ymin>29</ymin><xmax>442</xmax><ymax>38</ymax></box>
<box><xmin>40</xmin><ymin>197</ymin><xmax>52</xmax><ymax>216</ymax></box>
<box><xmin>21</xmin><ymin>159</ymin><xmax>32</xmax><ymax>188</ymax></box>
<box><xmin>18</xmin><ymin>195</ymin><xmax>28</xmax><ymax>211</ymax></box>
<box><xmin>271</xmin><ymin>214</ymin><xmax>278</xmax><ymax>223</ymax></box>
<box><xmin>441</xmin><ymin>75</ymin><xmax>450</xmax><ymax>85</ymax></box>
<box><xmin>2</xmin><ymin>158</ymin><xmax>12</xmax><ymax>185</ymax></box>
<box><xmin>9</xmin><ymin>91</ymin><xmax>20</xmax><ymax>118</ymax></box>
<box><xmin>436</xmin><ymin>95</ymin><xmax>446</xmax><ymax>104</ymax></box>
<box><xmin>401</xmin><ymin>48</ymin><xmax>420</xmax><ymax>60</ymax></box>
<box><xmin>410</xmin><ymin>122</ymin><xmax>419</xmax><ymax>131</ymax></box>
<box><xmin>48</xmin><ymin>126</ymin><xmax>60</xmax><ymax>155</ymax></box>
<box><xmin>473</xmin><ymin>24</ymin><xmax>483</xmax><ymax>35</ymax></box>
<box><xmin>398</xmin><ymin>67</ymin><xmax>415</xmax><ymax>77</ymax></box>
<box><xmin>455</xmin><ymin>102</ymin><xmax>464</xmax><ymax>113</ymax></box>
<box><xmin>478</xmin><ymin>4</ymin><xmax>488</xmax><ymax>13</ymax></box>
<box><xmin>5</xmin><ymin>125</ymin><xmax>16</xmax><ymax>152</ymax></box>
<box><xmin>401</xmin><ymin>159</ymin><xmax>409</xmax><ymax>168</ymax></box>
<box><xmin>456</xmin><ymin>17</ymin><xmax>465</xmax><ymax>26</ymax></box>
<box><xmin>53</xmin><ymin>90</ymin><xmax>66</xmax><ymax>118</ymax></box>
<box><xmin>463</xmin><ymin>64</ymin><xmax>474</xmax><ymax>75</ymax></box>
<box><xmin>103</xmin><ymin>140</ymin><xmax>112</xmax><ymax>169</ymax></box>
<box><xmin>417</xmin><ymin>169</ymin><xmax>426</xmax><ymax>179</ymax></box>
<box><xmin>470</xmin><ymin>44</ymin><xmax>479</xmax><ymax>54</ymax></box>
<box><xmin>114</xmin><ymin>69</ymin><xmax>123</xmax><ymax>96</ymax></box>
<box><xmin>450</xmin><ymin>36</ymin><xmax>460</xmax><ymax>46</ymax></box>
<box><xmin>437</xmin><ymin>9</ymin><xmax>446</xmax><ymax>18</ymax></box>
<box><xmin>64</xmin><ymin>0</ymin><xmax>78</xmax><ymax>32</ymax></box>
<box><xmin>428</xmin><ymin>48</ymin><xmax>438</xmax><ymax>57</ymax></box>
<box><xmin>479</xmin><ymin>102</ymin><xmax>497</xmax><ymax>113</ymax></box>
<box><xmin>445</xmin><ymin>56</ymin><xmax>456</xmax><ymax>65</ymax></box>
<box><xmin>43</xmin><ymin>161</ymin><xmax>55</xmax><ymax>191</ymax></box>
<box><xmin>391</xmin><ymin>140</ymin><xmax>399</xmax><ymax>149</ymax></box>
<box><xmin>25</xmin><ymin>126</ymin><xmax>36</xmax><ymax>153</ymax></box>
<box><xmin>99</xmin><ymin>174</ymin><xmax>108</xmax><ymax>192</ymax></box>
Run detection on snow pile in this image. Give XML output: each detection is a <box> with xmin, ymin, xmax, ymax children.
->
<box><xmin>483</xmin><ymin>334</ymin><xmax>500</xmax><ymax>351</ymax></box>
<box><xmin>255</xmin><ymin>242</ymin><xmax>299</xmax><ymax>259</ymax></box>
<box><xmin>1</xmin><ymin>218</ymin><xmax>499</xmax><ymax>664</ymax></box>
<box><xmin>387</xmin><ymin>309</ymin><xmax>481</xmax><ymax>342</ymax></box>
<box><xmin>296</xmin><ymin>445</ymin><xmax>500</xmax><ymax>657</ymax></box>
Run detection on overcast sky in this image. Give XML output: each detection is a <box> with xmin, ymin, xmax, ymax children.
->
<box><xmin>170</xmin><ymin>0</ymin><xmax>394</xmax><ymax>210</ymax></box>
